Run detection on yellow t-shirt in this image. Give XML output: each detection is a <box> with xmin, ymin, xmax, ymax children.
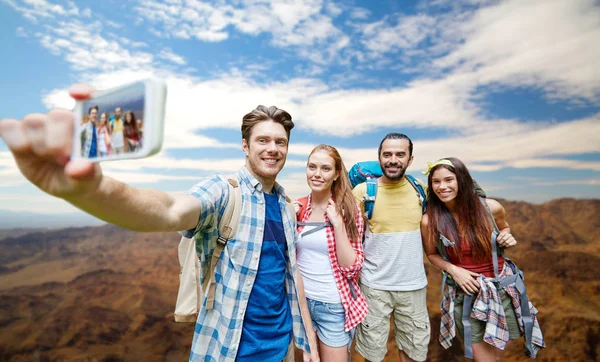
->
<box><xmin>112</xmin><ymin>117</ymin><xmax>124</xmax><ymax>133</ymax></box>
<box><xmin>352</xmin><ymin>177</ymin><xmax>428</xmax><ymax>291</ymax></box>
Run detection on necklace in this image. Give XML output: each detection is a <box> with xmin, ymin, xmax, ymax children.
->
<box><xmin>311</xmin><ymin>202</ymin><xmax>328</xmax><ymax>215</ymax></box>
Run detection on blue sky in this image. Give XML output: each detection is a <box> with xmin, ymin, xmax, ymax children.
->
<box><xmin>0</xmin><ymin>0</ymin><xmax>599</xmax><ymax>218</ymax></box>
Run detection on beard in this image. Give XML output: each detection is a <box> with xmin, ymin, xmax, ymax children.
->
<box><xmin>382</xmin><ymin>162</ymin><xmax>406</xmax><ymax>181</ymax></box>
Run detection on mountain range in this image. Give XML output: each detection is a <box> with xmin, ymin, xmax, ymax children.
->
<box><xmin>0</xmin><ymin>198</ymin><xmax>598</xmax><ymax>361</ymax></box>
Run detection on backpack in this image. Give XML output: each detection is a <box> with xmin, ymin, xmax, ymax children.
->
<box><xmin>348</xmin><ymin>161</ymin><xmax>488</xmax><ymax>219</ymax></box>
<box><xmin>436</xmin><ymin>198</ymin><xmax>536</xmax><ymax>359</ymax></box>
<box><xmin>348</xmin><ymin>161</ymin><xmax>427</xmax><ymax>218</ymax></box>
<box><xmin>174</xmin><ymin>176</ymin><xmax>295</xmax><ymax>324</ymax></box>
<box><xmin>174</xmin><ymin>177</ymin><xmax>242</xmax><ymax>324</ymax></box>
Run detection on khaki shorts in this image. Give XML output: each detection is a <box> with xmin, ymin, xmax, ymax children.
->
<box><xmin>355</xmin><ymin>284</ymin><xmax>430</xmax><ymax>362</ymax></box>
<box><xmin>454</xmin><ymin>289</ymin><xmax>521</xmax><ymax>343</ymax></box>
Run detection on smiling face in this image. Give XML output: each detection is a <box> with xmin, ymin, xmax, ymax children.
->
<box><xmin>378</xmin><ymin>138</ymin><xmax>413</xmax><ymax>182</ymax></box>
<box><xmin>89</xmin><ymin>108</ymin><xmax>98</xmax><ymax>122</ymax></box>
<box><xmin>100</xmin><ymin>113</ymin><xmax>107</xmax><ymax>127</ymax></box>
<box><xmin>431</xmin><ymin>167</ymin><xmax>459</xmax><ymax>206</ymax></box>
<box><xmin>306</xmin><ymin>149</ymin><xmax>338</xmax><ymax>194</ymax></box>
<box><xmin>242</xmin><ymin>120</ymin><xmax>288</xmax><ymax>186</ymax></box>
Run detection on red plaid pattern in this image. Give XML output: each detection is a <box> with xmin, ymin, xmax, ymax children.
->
<box><xmin>296</xmin><ymin>195</ymin><xmax>368</xmax><ymax>331</ymax></box>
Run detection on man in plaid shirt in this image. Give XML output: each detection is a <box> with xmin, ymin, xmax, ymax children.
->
<box><xmin>0</xmin><ymin>84</ymin><xmax>316</xmax><ymax>361</ymax></box>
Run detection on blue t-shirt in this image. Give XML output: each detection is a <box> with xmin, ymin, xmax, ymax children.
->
<box><xmin>88</xmin><ymin>123</ymin><xmax>98</xmax><ymax>158</ymax></box>
<box><xmin>236</xmin><ymin>192</ymin><xmax>292</xmax><ymax>361</ymax></box>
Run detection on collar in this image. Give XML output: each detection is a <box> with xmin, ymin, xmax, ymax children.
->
<box><xmin>237</xmin><ymin>166</ymin><xmax>287</xmax><ymax>197</ymax></box>
<box><xmin>302</xmin><ymin>193</ymin><xmax>334</xmax><ymax>222</ymax></box>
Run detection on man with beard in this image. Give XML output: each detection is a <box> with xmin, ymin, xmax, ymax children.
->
<box><xmin>352</xmin><ymin>133</ymin><xmax>430</xmax><ymax>362</ymax></box>
<box><xmin>110</xmin><ymin>106</ymin><xmax>125</xmax><ymax>155</ymax></box>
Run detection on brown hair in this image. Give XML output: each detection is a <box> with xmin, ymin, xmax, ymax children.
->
<box><xmin>241</xmin><ymin>105</ymin><xmax>294</xmax><ymax>142</ymax></box>
<box><xmin>378</xmin><ymin>132</ymin><xmax>413</xmax><ymax>157</ymax></box>
<box><xmin>425</xmin><ymin>157</ymin><xmax>492</xmax><ymax>262</ymax></box>
<box><xmin>124</xmin><ymin>111</ymin><xmax>139</xmax><ymax>138</ymax></box>
<box><xmin>309</xmin><ymin>144</ymin><xmax>360</xmax><ymax>242</ymax></box>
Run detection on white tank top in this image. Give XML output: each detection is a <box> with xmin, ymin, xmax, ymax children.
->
<box><xmin>297</xmin><ymin>226</ymin><xmax>341</xmax><ymax>303</ymax></box>
<box><xmin>97</xmin><ymin>128</ymin><xmax>108</xmax><ymax>153</ymax></box>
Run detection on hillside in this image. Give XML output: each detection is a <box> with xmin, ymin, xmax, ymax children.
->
<box><xmin>0</xmin><ymin>198</ymin><xmax>599</xmax><ymax>361</ymax></box>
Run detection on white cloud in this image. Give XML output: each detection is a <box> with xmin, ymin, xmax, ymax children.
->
<box><xmin>135</xmin><ymin>0</ymin><xmax>350</xmax><ymax>63</ymax></box>
<box><xmin>3</xmin><ymin>1</ymin><xmax>187</xmax><ymax>73</ymax></box>
<box><xmin>2</xmin><ymin>0</ymin><xmax>80</xmax><ymax>22</ymax></box>
<box><xmin>533</xmin><ymin>179</ymin><xmax>599</xmax><ymax>186</ymax></box>
<box><xmin>2</xmin><ymin>0</ymin><xmax>599</xmax><ymax>211</ymax></box>
<box><xmin>348</xmin><ymin>7</ymin><xmax>370</xmax><ymax>20</ymax></box>
<box><xmin>0</xmin><ymin>191</ymin><xmax>82</xmax><ymax>213</ymax></box>
<box><xmin>38</xmin><ymin>63</ymin><xmax>600</xmax><ymax>174</ymax></box>
<box><xmin>158</xmin><ymin>48</ymin><xmax>187</xmax><ymax>65</ymax></box>
<box><xmin>0</xmin><ymin>165</ymin><xmax>26</xmax><ymax>187</ymax></box>
<box><xmin>359</xmin><ymin>14</ymin><xmax>436</xmax><ymax>54</ymax></box>
<box><xmin>432</xmin><ymin>0</ymin><xmax>600</xmax><ymax>103</ymax></box>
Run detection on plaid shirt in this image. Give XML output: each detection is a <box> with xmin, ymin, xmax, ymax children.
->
<box><xmin>180</xmin><ymin>167</ymin><xmax>310</xmax><ymax>361</ymax></box>
<box><xmin>296</xmin><ymin>194</ymin><xmax>368</xmax><ymax>331</ymax></box>
<box><xmin>439</xmin><ymin>262</ymin><xmax>545</xmax><ymax>358</ymax></box>
<box><xmin>82</xmin><ymin>121</ymin><xmax>97</xmax><ymax>157</ymax></box>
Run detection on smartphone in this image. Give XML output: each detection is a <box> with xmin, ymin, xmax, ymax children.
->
<box><xmin>72</xmin><ymin>79</ymin><xmax>167</xmax><ymax>162</ymax></box>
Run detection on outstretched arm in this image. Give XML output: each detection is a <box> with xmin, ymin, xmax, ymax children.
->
<box><xmin>0</xmin><ymin>84</ymin><xmax>201</xmax><ymax>233</ymax></box>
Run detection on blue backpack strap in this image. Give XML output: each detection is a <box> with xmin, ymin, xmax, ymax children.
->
<box><xmin>405</xmin><ymin>174</ymin><xmax>427</xmax><ymax>213</ymax></box>
<box><xmin>364</xmin><ymin>177</ymin><xmax>378</xmax><ymax>219</ymax></box>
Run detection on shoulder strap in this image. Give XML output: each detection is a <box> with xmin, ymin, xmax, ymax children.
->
<box><xmin>437</xmin><ymin>231</ymin><xmax>454</xmax><ymax>296</ymax></box>
<box><xmin>284</xmin><ymin>195</ymin><xmax>296</xmax><ymax>225</ymax></box>
<box><xmin>480</xmin><ymin>197</ymin><xmax>502</xmax><ymax>280</ymax></box>
<box><xmin>204</xmin><ymin>176</ymin><xmax>242</xmax><ymax>310</ymax></box>
<box><xmin>296</xmin><ymin>195</ymin><xmax>332</xmax><ymax>236</ymax></box>
<box><xmin>296</xmin><ymin>196</ymin><xmax>309</xmax><ymax>221</ymax></box>
<box><xmin>406</xmin><ymin>174</ymin><xmax>427</xmax><ymax>214</ymax></box>
<box><xmin>363</xmin><ymin>177</ymin><xmax>378</xmax><ymax>219</ymax></box>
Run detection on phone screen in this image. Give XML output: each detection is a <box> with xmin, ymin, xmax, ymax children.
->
<box><xmin>77</xmin><ymin>82</ymin><xmax>146</xmax><ymax>160</ymax></box>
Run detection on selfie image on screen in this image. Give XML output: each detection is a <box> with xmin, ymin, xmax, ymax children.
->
<box><xmin>79</xmin><ymin>83</ymin><xmax>145</xmax><ymax>159</ymax></box>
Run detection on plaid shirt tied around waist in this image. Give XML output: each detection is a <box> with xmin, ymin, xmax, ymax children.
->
<box><xmin>439</xmin><ymin>261</ymin><xmax>545</xmax><ymax>358</ymax></box>
<box><xmin>297</xmin><ymin>194</ymin><xmax>368</xmax><ymax>331</ymax></box>
<box><xmin>180</xmin><ymin>167</ymin><xmax>310</xmax><ymax>361</ymax></box>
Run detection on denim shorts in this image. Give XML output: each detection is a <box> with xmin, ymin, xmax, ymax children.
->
<box><xmin>306</xmin><ymin>298</ymin><xmax>350</xmax><ymax>348</ymax></box>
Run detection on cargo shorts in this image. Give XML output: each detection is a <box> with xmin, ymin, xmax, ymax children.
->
<box><xmin>355</xmin><ymin>284</ymin><xmax>430</xmax><ymax>362</ymax></box>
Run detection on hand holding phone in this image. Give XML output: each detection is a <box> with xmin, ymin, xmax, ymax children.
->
<box><xmin>73</xmin><ymin>79</ymin><xmax>166</xmax><ymax>162</ymax></box>
<box><xmin>0</xmin><ymin>79</ymin><xmax>167</xmax><ymax>200</ymax></box>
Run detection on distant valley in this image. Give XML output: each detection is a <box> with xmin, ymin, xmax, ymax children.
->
<box><xmin>0</xmin><ymin>198</ymin><xmax>598</xmax><ymax>361</ymax></box>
